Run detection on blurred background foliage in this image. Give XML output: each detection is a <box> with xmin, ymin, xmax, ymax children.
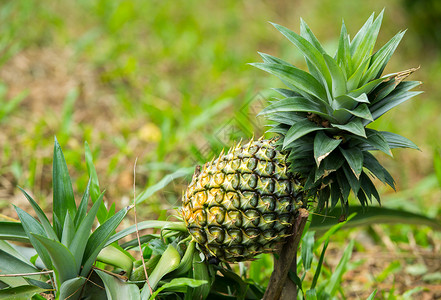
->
<box><xmin>0</xmin><ymin>0</ymin><xmax>440</xmax><ymax>297</ymax></box>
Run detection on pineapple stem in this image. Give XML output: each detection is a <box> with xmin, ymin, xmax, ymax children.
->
<box><xmin>263</xmin><ymin>208</ymin><xmax>309</xmax><ymax>300</ymax></box>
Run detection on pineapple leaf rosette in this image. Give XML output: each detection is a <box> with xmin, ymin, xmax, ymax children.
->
<box><xmin>182</xmin><ymin>11</ymin><xmax>421</xmax><ymax>263</ymax></box>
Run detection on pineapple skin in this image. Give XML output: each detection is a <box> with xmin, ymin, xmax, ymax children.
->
<box><xmin>182</xmin><ymin>139</ymin><xmax>304</xmax><ymax>263</ymax></box>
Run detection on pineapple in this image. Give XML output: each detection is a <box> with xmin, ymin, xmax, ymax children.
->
<box><xmin>182</xmin><ymin>138</ymin><xmax>304</xmax><ymax>262</ymax></box>
<box><xmin>182</xmin><ymin>11</ymin><xmax>420</xmax><ymax>263</ymax></box>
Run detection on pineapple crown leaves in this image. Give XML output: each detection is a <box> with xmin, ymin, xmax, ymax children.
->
<box><xmin>250</xmin><ymin>11</ymin><xmax>422</xmax><ymax>210</ymax></box>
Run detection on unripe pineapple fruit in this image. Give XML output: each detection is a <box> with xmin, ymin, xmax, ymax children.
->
<box><xmin>182</xmin><ymin>139</ymin><xmax>304</xmax><ymax>262</ymax></box>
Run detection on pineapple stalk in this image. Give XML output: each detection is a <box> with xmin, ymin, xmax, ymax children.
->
<box><xmin>263</xmin><ymin>208</ymin><xmax>309</xmax><ymax>300</ymax></box>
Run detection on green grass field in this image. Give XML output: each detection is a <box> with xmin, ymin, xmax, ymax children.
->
<box><xmin>1</xmin><ymin>0</ymin><xmax>440</xmax><ymax>298</ymax></box>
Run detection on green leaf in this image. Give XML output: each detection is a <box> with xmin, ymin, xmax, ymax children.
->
<box><xmin>301</xmin><ymin>231</ymin><xmax>315</xmax><ymax>272</ymax></box>
<box><xmin>381</xmin><ymin>131</ymin><xmax>420</xmax><ymax>150</ymax></box>
<box><xmin>342</xmin><ymin>163</ymin><xmax>361</xmax><ymax>195</ymax></box>
<box><xmin>0</xmin><ymin>286</ymin><xmax>46</xmax><ymax>299</ymax></box>
<box><xmin>58</xmin><ymin>277</ymin><xmax>86</xmax><ymax>300</ymax></box>
<box><xmin>259</xmin><ymin>97</ymin><xmax>333</xmax><ymax>121</ymax></box>
<box><xmin>300</xmin><ymin>18</ymin><xmax>326</xmax><ymax>54</ymax></box>
<box><xmin>31</xmin><ymin>233</ymin><xmax>77</xmax><ymax>289</ymax></box>
<box><xmin>250</xmin><ymin>62</ymin><xmax>327</xmax><ymax>101</ymax></box>
<box><xmin>334</xmin><ymin>103</ymin><xmax>373</xmax><ymax>122</ymax></box>
<box><xmin>73</xmin><ymin>178</ymin><xmax>91</xmax><ymax>229</ymax></box>
<box><xmin>283</xmin><ymin>119</ymin><xmax>327</xmax><ymax>148</ymax></box>
<box><xmin>332</xmin><ymin>119</ymin><xmax>366</xmax><ymax>138</ymax></box>
<box><xmin>13</xmin><ymin>206</ymin><xmax>52</xmax><ymax>269</ymax></box>
<box><xmin>310</xmin><ymin>206</ymin><xmax>441</xmax><ymax>232</ymax></box>
<box><xmin>140</xmin><ymin>244</ymin><xmax>181</xmax><ymax>299</ymax></box>
<box><xmin>70</xmin><ymin>192</ymin><xmax>105</xmax><ymax>274</ymax></box>
<box><xmin>363</xmin><ymin>152</ymin><xmax>395</xmax><ymax>189</ymax></box>
<box><xmin>347</xmin><ymin>53</ymin><xmax>370</xmax><ymax>91</ymax></box>
<box><xmin>351</xmin><ymin>11</ymin><xmax>383</xmax><ymax>70</ymax></box>
<box><xmin>340</xmin><ymin>147</ymin><xmax>364</xmax><ymax>178</ymax></box>
<box><xmin>0</xmin><ymin>248</ymin><xmax>39</xmax><ymax>287</ymax></box>
<box><xmin>81</xmin><ymin>206</ymin><xmax>130</xmax><ymax>277</ymax></box>
<box><xmin>305</xmin><ymin>288</ymin><xmax>318</xmax><ymax>300</ymax></box>
<box><xmin>349</xmin><ymin>76</ymin><xmax>389</xmax><ymax>98</ymax></box>
<box><xmin>150</xmin><ymin>278</ymin><xmax>207</xmax><ymax>299</ymax></box>
<box><xmin>367</xmin><ymin>290</ymin><xmax>377</xmax><ymax>300</ymax></box>
<box><xmin>362</xmin><ymin>30</ymin><xmax>405</xmax><ymax>84</ymax></box>
<box><xmin>190</xmin><ymin>252</ymin><xmax>214</xmax><ymax>300</ymax></box>
<box><xmin>349</xmin><ymin>12</ymin><xmax>374</xmax><ymax>56</ymax></box>
<box><xmin>324</xmin><ymin>240</ymin><xmax>354</xmax><ymax>296</ymax></box>
<box><xmin>271</xmin><ymin>22</ymin><xmax>332</xmax><ymax>90</ymax></box>
<box><xmin>335</xmin><ymin>21</ymin><xmax>352</xmax><ymax>76</ymax></box>
<box><xmin>311</xmin><ymin>239</ymin><xmax>329</xmax><ymax>289</ymax></box>
<box><xmin>259</xmin><ymin>52</ymin><xmax>292</xmax><ymax>66</ymax></box>
<box><xmin>97</xmin><ymin>245</ymin><xmax>134</xmax><ymax>278</ymax></box>
<box><xmin>323</xmin><ymin>54</ymin><xmax>347</xmax><ymax>97</ymax></box>
<box><xmin>95</xmin><ymin>269</ymin><xmax>140</xmax><ymax>300</ymax></box>
<box><xmin>371</xmin><ymin>91</ymin><xmax>422</xmax><ymax>121</ymax></box>
<box><xmin>85</xmin><ymin>142</ymin><xmax>108</xmax><ymax>223</ymax></box>
<box><xmin>17</xmin><ymin>187</ymin><xmax>58</xmax><ymax>241</ymax></box>
<box><xmin>136</xmin><ymin>167</ymin><xmax>193</xmax><ymax>205</ymax></box>
<box><xmin>273</xmin><ymin>88</ymin><xmax>303</xmax><ymax>98</ymax></box>
<box><xmin>52</xmin><ymin>137</ymin><xmax>76</xmax><ymax>237</ymax></box>
<box><xmin>351</xmin><ymin>129</ymin><xmax>392</xmax><ymax>156</ymax></box>
<box><xmin>23</xmin><ymin>278</ymin><xmax>53</xmax><ymax>290</ymax></box>
<box><xmin>313</xmin><ymin>131</ymin><xmax>342</xmax><ymax>166</ymax></box>
<box><xmin>60</xmin><ymin>211</ymin><xmax>75</xmax><ymax>249</ymax></box>
<box><xmin>0</xmin><ymin>221</ymin><xmax>28</xmax><ymax>243</ymax></box>
<box><xmin>106</xmin><ymin>221</ymin><xmax>186</xmax><ymax>246</ymax></box>
<box><xmin>360</xmin><ymin>172</ymin><xmax>381</xmax><ymax>204</ymax></box>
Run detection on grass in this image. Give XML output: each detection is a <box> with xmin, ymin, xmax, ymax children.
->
<box><xmin>0</xmin><ymin>0</ymin><xmax>440</xmax><ymax>298</ymax></box>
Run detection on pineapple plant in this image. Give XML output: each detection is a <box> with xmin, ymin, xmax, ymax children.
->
<box><xmin>182</xmin><ymin>11</ymin><xmax>421</xmax><ymax>264</ymax></box>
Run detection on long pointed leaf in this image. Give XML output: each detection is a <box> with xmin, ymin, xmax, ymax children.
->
<box><xmin>53</xmin><ymin>138</ymin><xmax>76</xmax><ymax>237</ymax></box>
<box><xmin>81</xmin><ymin>206</ymin><xmax>130</xmax><ymax>277</ymax></box>
<box><xmin>313</xmin><ymin>131</ymin><xmax>342</xmax><ymax>166</ymax></box>
<box><xmin>271</xmin><ymin>22</ymin><xmax>332</xmax><ymax>89</ymax></box>
<box><xmin>323</xmin><ymin>54</ymin><xmax>346</xmax><ymax>97</ymax></box>
<box><xmin>85</xmin><ymin>142</ymin><xmax>108</xmax><ymax>223</ymax></box>
<box><xmin>362</xmin><ymin>31</ymin><xmax>405</xmax><ymax>83</ymax></box>
<box><xmin>300</xmin><ymin>18</ymin><xmax>326</xmax><ymax>54</ymax></box>
<box><xmin>17</xmin><ymin>187</ymin><xmax>58</xmax><ymax>241</ymax></box>
<box><xmin>60</xmin><ymin>211</ymin><xmax>75</xmax><ymax>249</ymax></box>
<box><xmin>340</xmin><ymin>147</ymin><xmax>364</xmax><ymax>178</ymax></box>
<box><xmin>70</xmin><ymin>192</ymin><xmax>105</xmax><ymax>274</ymax></box>
<box><xmin>250</xmin><ymin>62</ymin><xmax>327</xmax><ymax>101</ymax></box>
<box><xmin>335</xmin><ymin>21</ymin><xmax>352</xmax><ymax>76</ymax></box>
<box><xmin>13</xmin><ymin>206</ymin><xmax>52</xmax><ymax>269</ymax></box>
<box><xmin>283</xmin><ymin>119</ymin><xmax>327</xmax><ymax>148</ymax></box>
<box><xmin>381</xmin><ymin>131</ymin><xmax>419</xmax><ymax>150</ymax></box>
<box><xmin>95</xmin><ymin>269</ymin><xmax>140</xmax><ymax>300</ymax></box>
<box><xmin>310</xmin><ymin>206</ymin><xmax>441</xmax><ymax>232</ymax></box>
<box><xmin>0</xmin><ymin>222</ymin><xmax>27</xmax><ymax>242</ymax></box>
<box><xmin>74</xmin><ymin>178</ymin><xmax>91</xmax><ymax>229</ymax></box>
<box><xmin>259</xmin><ymin>97</ymin><xmax>333</xmax><ymax>121</ymax></box>
<box><xmin>31</xmin><ymin>233</ymin><xmax>77</xmax><ymax>288</ymax></box>
<box><xmin>332</xmin><ymin>119</ymin><xmax>366</xmax><ymax>138</ymax></box>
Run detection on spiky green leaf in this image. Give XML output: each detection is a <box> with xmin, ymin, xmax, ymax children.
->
<box><xmin>332</xmin><ymin>119</ymin><xmax>366</xmax><ymax>138</ymax></box>
<box><xmin>340</xmin><ymin>147</ymin><xmax>364</xmax><ymax>178</ymax></box>
<box><xmin>250</xmin><ymin>62</ymin><xmax>327</xmax><ymax>100</ymax></box>
<box><xmin>271</xmin><ymin>22</ymin><xmax>332</xmax><ymax>89</ymax></box>
<box><xmin>53</xmin><ymin>138</ymin><xmax>76</xmax><ymax>237</ymax></box>
<box><xmin>313</xmin><ymin>132</ymin><xmax>342</xmax><ymax>166</ymax></box>
<box><xmin>283</xmin><ymin>119</ymin><xmax>328</xmax><ymax>148</ymax></box>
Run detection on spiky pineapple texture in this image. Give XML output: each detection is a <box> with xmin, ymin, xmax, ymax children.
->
<box><xmin>251</xmin><ymin>11</ymin><xmax>421</xmax><ymax>210</ymax></box>
<box><xmin>182</xmin><ymin>139</ymin><xmax>304</xmax><ymax>262</ymax></box>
